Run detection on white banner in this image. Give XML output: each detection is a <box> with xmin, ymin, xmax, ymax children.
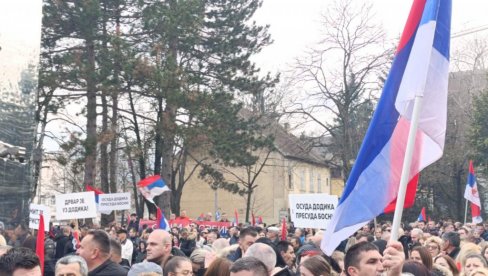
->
<box><xmin>98</xmin><ymin>192</ymin><xmax>131</xmax><ymax>211</ymax></box>
<box><xmin>29</xmin><ymin>204</ymin><xmax>51</xmax><ymax>230</ymax></box>
<box><xmin>288</xmin><ymin>193</ymin><xmax>338</xmax><ymax>229</ymax></box>
<box><xmin>56</xmin><ymin>192</ymin><xmax>97</xmax><ymax>220</ymax></box>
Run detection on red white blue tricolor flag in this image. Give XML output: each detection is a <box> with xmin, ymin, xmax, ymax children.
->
<box><xmin>321</xmin><ymin>0</ymin><xmax>450</xmax><ymax>255</ymax></box>
<box><xmin>156</xmin><ymin>207</ymin><xmax>170</xmax><ymax>231</ymax></box>
<box><xmin>137</xmin><ymin>175</ymin><xmax>170</xmax><ymax>203</ymax></box>
<box><xmin>417</xmin><ymin>207</ymin><xmax>427</xmax><ymax>221</ymax></box>
<box><xmin>465</xmin><ymin>160</ymin><xmax>483</xmax><ymax>223</ymax></box>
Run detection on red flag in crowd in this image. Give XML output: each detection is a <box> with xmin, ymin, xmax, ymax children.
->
<box><xmin>234</xmin><ymin>209</ymin><xmax>239</xmax><ymax>225</ymax></box>
<box><xmin>36</xmin><ymin>213</ymin><xmax>45</xmax><ymax>275</ymax></box>
<box><xmin>251</xmin><ymin>213</ymin><xmax>256</xmax><ymax>226</ymax></box>
<box><xmin>281</xmin><ymin>217</ymin><xmax>287</xmax><ymax>240</ymax></box>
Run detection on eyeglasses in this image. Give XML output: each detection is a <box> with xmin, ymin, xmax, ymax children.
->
<box><xmin>427</xmin><ymin>245</ymin><xmax>439</xmax><ymax>250</ymax></box>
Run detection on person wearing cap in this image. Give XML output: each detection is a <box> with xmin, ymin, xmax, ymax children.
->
<box><xmin>117</xmin><ymin>229</ymin><xmax>133</xmax><ymax>265</ymax></box>
<box><xmin>127</xmin><ymin>262</ymin><xmax>162</xmax><ymax>276</ymax></box>
<box><xmin>266</xmin><ymin>227</ymin><xmax>280</xmax><ymax>244</ymax></box>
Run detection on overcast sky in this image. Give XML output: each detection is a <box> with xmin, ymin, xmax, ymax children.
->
<box><xmin>2</xmin><ymin>0</ymin><xmax>488</xmax><ymax>150</ymax></box>
<box><xmin>253</xmin><ymin>0</ymin><xmax>488</xmax><ymax>75</ymax></box>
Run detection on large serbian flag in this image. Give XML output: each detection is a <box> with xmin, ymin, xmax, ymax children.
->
<box><xmin>321</xmin><ymin>0</ymin><xmax>451</xmax><ymax>255</ymax></box>
<box><xmin>465</xmin><ymin>161</ymin><xmax>483</xmax><ymax>223</ymax></box>
<box><xmin>137</xmin><ymin>175</ymin><xmax>170</xmax><ymax>203</ymax></box>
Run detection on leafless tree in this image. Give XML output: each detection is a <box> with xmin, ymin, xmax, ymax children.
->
<box><xmin>283</xmin><ymin>0</ymin><xmax>392</xmax><ymax>178</ymax></box>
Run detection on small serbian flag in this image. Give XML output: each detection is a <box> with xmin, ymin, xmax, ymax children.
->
<box><xmin>137</xmin><ymin>175</ymin><xmax>170</xmax><ymax>203</ymax></box>
<box><xmin>251</xmin><ymin>213</ymin><xmax>256</xmax><ymax>226</ymax></box>
<box><xmin>465</xmin><ymin>160</ymin><xmax>483</xmax><ymax>223</ymax></box>
<box><xmin>417</xmin><ymin>207</ymin><xmax>426</xmax><ymax>221</ymax></box>
<box><xmin>156</xmin><ymin>207</ymin><xmax>170</xmax><ymax>231</ymax></box>
<box><xmin>85</xmin><ymin>185</ymin><xmax>111</xmax><ymax>215</ymax></box>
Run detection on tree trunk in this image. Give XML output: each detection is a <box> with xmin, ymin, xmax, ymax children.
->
<box><xmin>245</xmin><ymin>187</ymin><xmax>253</xmax><ymax>223</ymax></box>
<box><xmin>83</xmin><ymin>38</ymin><xmax>97</xmax><ymax>227</ymax></box>
<box><xmin>100</xmin><ymin>92</ymin><xmax>113</xmax><ymax>226</ymax></box>
<box><xmin>171</xmin><ymin>150</ymin><xmax>187</xmax><ymax>216</ymax></box>
<box><xmin>31</xmin><ymin>91</ymin><xmax>52</xmax><ymax>201</ymax></box>
<box><xmin>158</xmin><ymin>0</ymin><xmax>178</xmax><ymax>216</ymax></box>
<box><xmin>109</xmin><ymin>94</ymin><xmax>118</xmax><ymax>194</ymax></box>
<box><xmin>127</xmin><ymin>152</ymin><xmax>142</xmax><ymax>217</ymax></box>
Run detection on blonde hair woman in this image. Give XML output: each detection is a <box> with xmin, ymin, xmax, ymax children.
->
<box><xmin>426</xmin><ymin>236</ymin><xmax>443</xmax><ymax>259</ymax></box>
<box><xmin>457</xmin><ymin>242</ymin><xmax>482</xmax><ymax>269</ymax></box>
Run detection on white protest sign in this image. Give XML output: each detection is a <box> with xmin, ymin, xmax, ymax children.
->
<box><xmin>29</xmin><ymin>204</ymin><xmax>51</xmax><ymax>230</ymax></box>
<box><xmin>289</xmin><ymin>193</ymin><xmax>338</xmax><ymax>229</ymax></box>
<box><xmin>98</xmin><ymin>192</ymin><xmax>131</xmax><ymax>212</ymax></box>
<box><xmin>56</xmin><ymin>192</ymin><xmax>97</xmax><ymax>220</ymax></box>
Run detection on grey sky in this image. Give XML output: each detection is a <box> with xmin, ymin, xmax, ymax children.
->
<box><xmin>253</xmin><ymin>0</ymin><xmax>488</xmax><ymax>74</ymax></box>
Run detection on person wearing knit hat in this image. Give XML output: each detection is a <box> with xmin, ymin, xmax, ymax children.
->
<box><xmin>127</xmin><ymin>262</ymin><xmax>163</xmax><ymax>276</ymax></box>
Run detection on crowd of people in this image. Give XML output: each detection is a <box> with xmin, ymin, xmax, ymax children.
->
<box><xmin>2</xmin><ymin>212</ymin><xmax>488</xmax><ymax>276</ymax></box>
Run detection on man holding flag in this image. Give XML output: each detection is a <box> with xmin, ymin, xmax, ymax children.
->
<box><xmin>465</xmin><ymin>160</ymin><xmax>483</xmax><ymax>224</ymax></box>
<box><xmin>322</xmin><ymin>0</ymin><xmax>451</xmax><ymax>255</ymax></box>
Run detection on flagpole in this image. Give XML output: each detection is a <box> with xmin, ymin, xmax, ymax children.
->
<box><xmin>464</xmin><ymin>199</ymin><xmax>468</xmax><ymax>224</ymax></box>
<box><xmin>390</xmin><ymin>95</ymin><xmax>423</xmax><ymax>241</ymax></box>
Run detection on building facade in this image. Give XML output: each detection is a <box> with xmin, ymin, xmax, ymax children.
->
<box><xmin>180</xmin><ymin>120</ymin><xmax>342</xmax><ymax>224</ymax></box>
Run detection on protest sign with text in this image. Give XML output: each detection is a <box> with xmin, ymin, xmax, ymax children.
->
<box><xmin>29</xmin><ymin>204</ymin><xmax>51</xmax><ymax>230</ymax></box>
<box><xmin>56</xmin><ymin>192</ymin><xmax>97</xmax><ymax>220</ymax></box>
<box><xmin>289</xmin><ymin>193</ymin><xmax>338</xmax><ymax>229</ymax></box>
<box><xmin>98</xmin><ymin>192</ymin><xmax>131</xmax><ymax>212</ymax></box>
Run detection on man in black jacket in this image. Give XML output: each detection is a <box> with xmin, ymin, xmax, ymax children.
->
<box><xmin>55</xmin><ymin>226</ymin><xmax>73</xmax><ymax>260</ymax></box>
<box><xmin>77</xmin><ymin>230</ymin><xmax>127</xmax><ymax>276</ymax></box>
<box><xmin>442</xmin><ymin>232</ymin><xmax>461</xmax><ymax>260</ymax></box>
<box><xmin>228</xmin><ymin>227</ymin><xmax>258</xmax><ymax>262</ymax></box>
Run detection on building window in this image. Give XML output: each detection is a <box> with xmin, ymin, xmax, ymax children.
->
<box><xmin>50</xmin><ymin>196</ymin><xmax>56</xmax><ymax>206</ymax></box>
<box><xmin>331</xmin><ymin>168</ymin><xmax>342</xmax><ymax>178</ymax></box>
<box><xmin>317</xmin><ymin>174</ymin><xmax>322</xmax><ymax>193</ymax></box>
<box><xmin>300</xmin><ymin>170</ymin><xmax>305</xmax><ymax>191</ymax></box>
<box><xmin>309</xmin><ymin>169</ymin><xmax>314</xmax><ymax>192</ymax></box>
